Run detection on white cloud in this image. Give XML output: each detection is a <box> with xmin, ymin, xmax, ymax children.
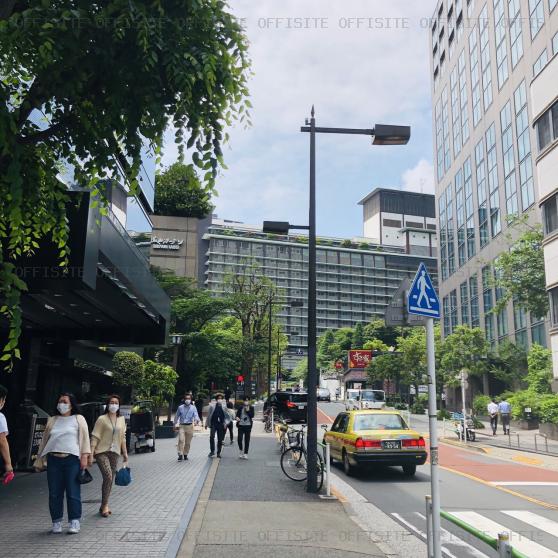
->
<box><xmin>401</xmin><ymin>159</ymin><xmax>435</xmax><ymax>194</ymax></box>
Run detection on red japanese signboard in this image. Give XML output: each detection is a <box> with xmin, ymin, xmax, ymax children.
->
<box><xmin>348</xmin><ymin>350</ymin><xmax>373</xmax><ymax>369</ymax></box>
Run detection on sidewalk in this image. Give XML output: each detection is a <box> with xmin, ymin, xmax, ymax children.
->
<box><xmin>0</xmin><ymin>431</ymin><xmax>210</xmax><ymax>558</ymax></box>
<box><xmin>178</xmin><ymin>421</ymin><xmax>396</xmax><ymax>558</ymax></box>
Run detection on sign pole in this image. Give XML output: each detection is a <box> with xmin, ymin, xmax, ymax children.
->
<box><xmin>426</xmin><ymin>317</ymin><xmax>441</xmax><ymax>558</ymax></box>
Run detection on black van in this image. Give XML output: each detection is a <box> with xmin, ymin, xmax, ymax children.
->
<box><xmin>264</xmin><ymin>391</ymin><xmax>308</xmax><ymax>422</ymax></box>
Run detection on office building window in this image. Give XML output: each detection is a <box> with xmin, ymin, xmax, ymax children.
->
<box><xmin>456</xmin><ymin>169</ymin><xmax>466</xmax><ymax>267</ymax></box>
<box><xmin>482</xmin><ymin>265</ymin><xmax>495</xmax><ymax>345</ymax></box>
<box><xmin>509</xmin><ymin>0</ymin><xmax>524</xmax><ymax>68</ymax></box>
<box><xmin>486</xmin><ymin>124</ymin><xmax>501</xmax><ymax>236</ymax></box>
<box><xmin>531</xmin><ymin>315</ymin><xmax>547</xmax><ymax>347</ymax></box>
<box><xmin>497</xmin><ymin>309</ymin><xmax>508</xmax><ymax>339</ymax></box>
<box><xmin>458</xmin><ymin>51</ymin><xmax>470</xmax><ymax>144</ymax></box>
<box><xmin>475</xmin><ymin>138</ymin><xmax>489</xmax><ymax>247</ymax></box>
<box><xmin>533</xmin><ymin>49</ymin><xmax>548</xmax><ymax>77</ymax></box>
<box><xmin>535</xmin><ymin>100</ymin><xmax>558</xmax><ymax>153</ymax></box>
<box><xmin>470</xmin><ymin>274</ymin><xmax>480</xmax><ymax>327</ymax></box>
<box><xmin>479</xmin><ymin>5</ymin><xmax>493</xmax><ymax>110</ymax></box>
<box><xmin>543</xmin><ymin>193</ymin><xmax>558</xmax><ymax>236</ymax></box>
<box><xmin>450</xmin><ymin>67</ymin><xmax>461</xmax><ymax>156</ymax></box>
<box><xmin>514</xmin><ymin>82</ymin><xmax>535</xmax><ymax>211</ymax></box>
<box><xmin>460</xmin><ymin>281</ymin><xmax>470</xmax><ymax>325</ymax></box>
<box><xmin>435</xmin><ymin>98</ymin><xmax>444</xmax><ymax>181</ymax></box>
<box><xmin>551</xmin><ymin>287</ymin><xmax>558</xmax><ymax>327</ymax></box>
<box><xmin>529</xmin><ymin>0</ymin><xmax>544</xmax><ymax>39</ymax></box>
<box><xmin>443</xmin><ymin>296</ymin><xmax>451</xmax><ymax>336</ymax></box>
<box><xmin>464</xmin><ymin>158</ymin><xmax>475</xmax><ymax>258</ymax></box>
<box><xmin>469</xmin><ymin>27</ymin><xmax>482</xmax><ymax>126</ymax></box>
<box><xmin>442</xmin><ymin>87</ymin><xmax>451</xmax><ymax>171</ymax></box>
<box><xmin>446</xmin><ymin>183</ymin><xmax>456</xmax><ymax>275</ymax></box>
<box><xmin>439</xmin><ymin>192</ymin><xmax>448</xmax><ymax>280</ymax></box>
<box><xmin>494</xmin><ymin>0</ymin><xmax>509</xmax><ymax>88</ymax></box>
<box><xmin>514</xmin><ymin>301</ymin><xmax>528</xmax><ymax>347</ymax></box>
<box><xmin>501</xmin><ymin>101</ymin><xmax>518</xmax><ymax>218</ymax></box>
<box><xmin>450</xmin><ymin>290</ymin><xmax>458</xmax><ymax>332</ymax></box>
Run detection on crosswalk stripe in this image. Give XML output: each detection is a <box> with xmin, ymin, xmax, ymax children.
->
<box><xmin>503</xmin><ymin>510</ymin><xmax>558</xmax><ymax>539</ymax></box>
<box><xmin>450</xmin><ymin>511</ymin><xmax>558</xmax><ymax>558</ymax></box>
<box><xmin>414</xmin><ymin>513</ymin><xmax>489</xmax><ymax>558</ymax></box>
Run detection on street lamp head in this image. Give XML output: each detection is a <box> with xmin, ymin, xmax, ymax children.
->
<box><xmin>263</xmin><ymin>221</ymin><xmax>291</xmax><ymax>235</ymax></box>
<box><xmin>372</xmin><ymin>124</ymin><xmax>411</xmax><ymax>146</ymax></box>
<box><xmin>170</xmin><ymin>333</ymin><xmax>184</xmax><ymax>345</ymax></box>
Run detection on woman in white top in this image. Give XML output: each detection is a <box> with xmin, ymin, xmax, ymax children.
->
<box><xmin>90</xmin><ymin>394</ymin><xmax>128</xmax><ymax>517</ymax></box>
<box><xmin>35</xmin><ymin>393</ymin><xmax>91</xmax><ymax>535</ymax></box>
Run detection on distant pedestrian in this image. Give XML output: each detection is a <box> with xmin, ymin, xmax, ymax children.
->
<box><xmin>499</xmin><ymin>397</ymin><xmax>512</xmax><ymax>435</ymax></box>
<box><xmin>236</xmin><ymin>397</ymin><xmax>255</xmax><ymax>459</ymax></box>
<box><xmin>195</xmin><ymin>393</ymin><xmax>204</xmax><ymax>422</ymax></box>
<box><xmin>225</xmin><ymin>387</ymin><xmax>232</xmax><ymax>402</ymax></box>
<box><xmin>90</xmin><ymin>395</ymin><xmax>128</xmax><ymax>517</ymax></box>
<box><xmin>225</xmin><ymin>401</ymin><xmax>235</xmax><ymax>445</ymax></box>
<box><xmin>34</xmin><ymin>393</ymin><xmax>91</xmax><ymax>534</ymax></box>
<box><xmin>0</xmin><ymin>384</ymin><xmax>14</xmax><ymax>483</ymax></box>
<box><xmin>487</xmin><ymin>398</ymin><xmax>499</xmax><ymax>435</ymax></box>
<box><xmin>174</xmin><ymin>394</ymin><xmax>200</xmax><ymax>461</ymax></box>
<box><xmin>205</xmin><ymin>393</ymin><xmax>229</xmax><ymax>458</ymax></box>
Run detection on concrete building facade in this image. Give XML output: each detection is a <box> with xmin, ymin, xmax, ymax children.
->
<box><xmin>531</xmin><ymin>42</ymin><xmax>558</xmax><ymax>386</ymax></box>
<box><xmin>430</xmin><ymin>0</ymin><xmax>558</xmax><ymax>350</ymax></box>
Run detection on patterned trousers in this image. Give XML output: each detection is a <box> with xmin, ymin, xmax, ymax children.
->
<box><xmin>96</xmin><ymin>451</ymin><xmax>119</xmax><ymax>507</ymax></box>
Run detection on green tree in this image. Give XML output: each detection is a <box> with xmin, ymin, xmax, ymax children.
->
<box><xmin>352</xmin><ymin>322</ymin><xmax>365</xmax><ymax>349</ymax></box>
<box><xmin>490</xmin><ymin>341</ymin><xmax>528</xmax><ymax>389</ymax></box>
<box><xmin>0</xmin><ymin>1</ymin><xmax>250</xmax><ymax>366</ymax></box>
<box><xmin>367</xmin><ymin>353</ymin><xmax>403</xmax><ymax>391</ymax></box>
<box><xmin>154</xmin><ymin>163</ymin><xmax>212</xmax><ymax>218</ymax></box>
<box><xmin>526</xmin><ymin>344</ymin><xmax>552</xmax><ymax>394</ymax></box>
<box><xmin>292</xmin><ymin>357</ymin><xmax>308</xmax><ymax>382</ymax></box>
<box><xmin>140</xmin><ymin>360</ymin><xmax>178</xmax><ymax>417</ymax></box>
<box><xmin>363</xmin><ymin>320</ymin><xmax>399</xmax><ymax>347</ymax></box>
<box><xmin>112</xmin><ymin>352</ymin><xmax>145</xmax><ymax>401</ymax></box>
<box><xmin>492</xmin><ymin>223</ymin><xmax>547</xmax><ymax>317</ymax></box>
<box><xmin>317</xmin><ymin>330</ymin><xmax>337</xmax><ymax>371</ymax></box>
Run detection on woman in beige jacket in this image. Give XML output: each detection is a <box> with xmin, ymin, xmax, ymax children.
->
<box><xmin>90</xmin><ymin>394</ymin><xmax>128</xmax><ymax>517</ymax></box>
<box><xmin>34</xmin><ymin>393</ymin><xmax>91</xmax><ymax>534</ymax></box>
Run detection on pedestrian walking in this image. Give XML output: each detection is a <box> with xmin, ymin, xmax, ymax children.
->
<box><xmin>487</xmin><ymin>398</ymin><xmax>499</xmax><ymax>435</ymax></box>
<box><xmin>225</xmin><ymin>387</ymin><xmax>232</xmax><ymax>402</ymax></box>
<box><xmin>89</xmin><ymin>395</ymin><xmax>128</xmax><ymax>517</ymax></box>
<box><xmin>174</xmin><ymin>394</ymin><xmax>200</xmax><ymax>461</ymax></box>
<box><xmin>499</xmin><ymin>397</ymin><xmax>512</xmax><ymax>435</ymax></box>
<box><xmin>225</xmin><ymin>401</ymin><xmax>235</xmax><ymax>445</ymax></box>
<box><xmin>236</xmin><ymin>397</ymin><xmax>254</xmax><ymax>459</ymax></box>
<box><xmin>34</xmin><ymin>393</ymin><xmax>91</xmax><ymax>534</ymax></box>
<box><xmin>205</xmin><ymin>393</ymin><xmax>229</xmax><ymax>458</ymax></box>
<box><xmin>0</xmin><ymin>384</ymin><xmax>14</xmax><ymax>483</ymax></box>
<box><xmin>195</xmin><ymin>393</ymin><xmax>205</xmax><ymax>422</ymax></box>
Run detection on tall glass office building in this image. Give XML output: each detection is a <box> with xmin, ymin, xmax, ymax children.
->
<box><xmin>430</xmin><ymin>0</ymin><xmax>558</xmax><ymax>348</ymax></box>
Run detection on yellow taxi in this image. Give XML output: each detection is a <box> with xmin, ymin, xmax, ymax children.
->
<box><xmin>322</xmin><ymin>409</ymin><xmax>427</xmax><ymax>476</ymax></box>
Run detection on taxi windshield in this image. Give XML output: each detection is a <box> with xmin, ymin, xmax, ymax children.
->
<box><xmin>353</xmin><ymin>414</ymin><xmax>406</xmax><ymax>431</ymax></box>
<box><xmin>360</xmin><ymin>390</ymin><xmax>385</xmax><ymax>402</ymax></box>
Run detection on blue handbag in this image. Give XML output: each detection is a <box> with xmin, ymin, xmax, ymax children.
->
<box><xmin>115</xmin><ymin>466</ymin><xmax>132</xmax><ymax>486</ymax></box>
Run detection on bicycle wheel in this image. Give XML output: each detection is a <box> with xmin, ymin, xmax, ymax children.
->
<box><xmin>264</xmin><ymin>419</ymin><xmax>272</xmax><ymax>433</ymax></box>
<box><xmin>280</xmin><ymin>447</ymin><xmax>308</xmax><ymax>481</ymax></box>
<box><xmin>316</xmin><ymin>453</ymin><xmax>324</xmax><ymax>491</ymax></box>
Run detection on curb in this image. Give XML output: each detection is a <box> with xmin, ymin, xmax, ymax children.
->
<box><xmin>165</xmin><ymin>457</ymin><xmax>213</xmax><ymax>558</ymax></box>
<box><xmin>440</xmin><ymin>437</ymin><xmax>488</xmax><ymax>454</ymax></box>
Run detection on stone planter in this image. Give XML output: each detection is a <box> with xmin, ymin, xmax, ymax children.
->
<box><xmin>511</xmin><ymin>419</ymin><xmax>539</xmax><ymax>430</ymax></box>
<box><xmin>540</xmin><ymin>422</ymin><xmax>558</xmax><ymax>440</ymax></box>
<box><xmin>155</xmin><ymin>425</ymin><xmax>176</xmax><ymax>439</ymax></box>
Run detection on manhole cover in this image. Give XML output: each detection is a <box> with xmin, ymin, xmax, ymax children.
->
<box><xmin>82</xmin><ymin>499</ymin><xmax>102</xmax><ymax>504</ymax></box>
<box><xmin>120</xmin><ymin>531</ymin><xmax>166</xmax><ymax>542</ymax></box>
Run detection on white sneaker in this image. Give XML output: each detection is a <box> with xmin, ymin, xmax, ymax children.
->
<box><xmin>51</xmin><ymin>521</ymin><xmax>62</xmax><ymax>534</ymax></box>
<box><xmin>67</xmin><ymin>520</ymin><xmax>80</xmax><ymax>534</ymax></box>
<box><xmin>238</xmin><ymin>451</ymin><xmax>243</xmax><ymax>459</ymax></box>
<box><xmin>242</xmin><ymin>454</ymin><xmax>248</xmax><ymax>460</ymax></box>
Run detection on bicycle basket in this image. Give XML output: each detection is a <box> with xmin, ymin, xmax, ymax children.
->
<box><xmin>287</xmin><ymin>430</ymin><xmax>299</xmax><ymax>445</ymax></box>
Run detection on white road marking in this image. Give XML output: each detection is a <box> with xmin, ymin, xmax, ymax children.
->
<box><xmin>491</xmin><ymin>481</ymin><xmax>558</xmax><ymax>486</ymax></box>
<box><xmin>503</xmin><ymin>510</ymin><xmax>558</xmax><ymax>539</ymax></box>
<box><xmin>450</xmin><ymin>511</ymin><xmax>558</xmax><ymax>558</ymax></box>
<box><xmin>415</xmin><ymin>513</ymin><xmax>489</xmax><ymax>558</ymax></box>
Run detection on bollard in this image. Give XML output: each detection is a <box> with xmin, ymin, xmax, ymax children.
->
<box><xmin>535</xmin><ymin>434</ymin><xmax>538</xmax><ymax>452</ymax></box>
<box><xmin>271</xmin><ymin>407</ymin><xmax>274</xmax><ymax>435</ymax></box>
<box><xmin>425</xmin><ymin>495</ymin><xmax>434</xmax><ymax>558</ymax></box>
<box><xmin>325</xmin><ymin>442</ymin><xmax>331</xmax><ymax>497</ymax></box>
<box><xmin>545</xmin><ymin>434</ymin><xmax>549</xmax><ymax>453</ymax></box>
<box><xmin>497</xmin><ymin>532</ymin><xmax>512</xmax><ymax>557</ymax></box>
<box><xmin>443</xmin><ymin>418</ymin><xmax>446</xmax><ymax>438</ymax></box>
<box><xmin>508</xmin><ymin>429</ymin><xmax>511</xmax><ymax>447</ymax></box>
<box><xmin>516</xmin><ymin>433</ymin><xmax>520</xmax><ymax>448</ymax></box>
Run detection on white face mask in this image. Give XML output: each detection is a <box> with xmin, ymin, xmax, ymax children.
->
<box><xmin>57</xmin><ymin>403</ymin><xmax>71</xmax><ymax>414</ymax></box>
<box><xmin>108</xmin><ymin>404</ymin><xmax>119</xmax><ymax>413</ymax></box>
<box><xmin>217</xmin><ymin>400</ymin><xmax>223</xmax><ymax>406</ymax></box>
<box><xmin>184</xmin><ymin>399</ymin><xmax>191</xmax><ymax>405</ymax></box>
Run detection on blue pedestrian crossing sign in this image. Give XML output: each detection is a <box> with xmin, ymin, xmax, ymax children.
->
<box><xmin>407</xmin><ymin>263</ymin><xmax>440</xmax><ymax>318</ymax></box>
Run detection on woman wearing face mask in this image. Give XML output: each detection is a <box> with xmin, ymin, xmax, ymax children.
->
<box><xmin>34</xmin><ymin>393</ymin><xmax>91</xmax><ymax>534</ymax></box>
<box><xmin>173</xmin><ymin>393</ymin><xmax>200</xmax><ymax>461</ymax></box>
<box><xmin>89</xmin><ymin>395</ymin><xmax>128</xmax><ymax>517</ymax></box>
<box><xmin>235</xmin><ymin>398</ymin><xmax>255</xmax><ymax>459</ymax></box>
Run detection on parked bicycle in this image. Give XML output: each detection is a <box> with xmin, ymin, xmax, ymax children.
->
<box><xmin>264</xmin><ymin>409</ymin><xmax>273</xmax><ymax>433</ymax></box>
<box><xmin>280</xmin><ymin>424</ymin><xmax>324</xmax><ymax>490</ymax></box>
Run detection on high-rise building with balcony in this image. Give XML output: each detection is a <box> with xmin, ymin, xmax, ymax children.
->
<box><xmin>429</xmin><ymin>0</ymin><xmax>557</xmax><ymax>351</ymax></box>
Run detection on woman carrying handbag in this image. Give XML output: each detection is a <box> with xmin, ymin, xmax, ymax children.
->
<box><xmin>34</xmin><ymin>393</ymin><xmax>91</xmax><ymax>534</ymax></box>
<box><xmin>89</xmin><ymin>395</ymin><xmax>128</xmax><ymax>517</ymax></box>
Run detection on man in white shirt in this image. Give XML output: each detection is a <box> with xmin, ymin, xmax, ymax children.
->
<box><xmin>498</xmin><ymin>398</ymin><xmax>512</xmax><ymax>435</ymax></box>
<box><xmin>487</xmin><ymin>398</ymin><xmax>499</xmax><ymax>435</ymax></box>
<box><xmin>0</xmin><ymin>384</ymin><xmax>14</xmax><ymax>482</ymax></box>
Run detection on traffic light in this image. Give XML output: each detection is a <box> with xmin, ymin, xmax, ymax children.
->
<box><xmin>236</xmin><ymin>375</ymin><xmax>244</xmax><ymax>383</ymax></box>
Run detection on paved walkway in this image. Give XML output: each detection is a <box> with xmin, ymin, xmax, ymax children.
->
<box><xmin>178</xmin><ymin>420</ymin><xmax>393</xmax><ymax>558</ymax></box>
<box><xmin>0</xmin><ymin>431</ymin><xmax>210</xmax><ymax>558</ymax></box>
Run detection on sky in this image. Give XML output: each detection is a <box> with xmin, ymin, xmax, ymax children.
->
<box><xmin>161</xmin><ymin>0</ymin><xmax>439</xmax><ymax>239</ymax></box>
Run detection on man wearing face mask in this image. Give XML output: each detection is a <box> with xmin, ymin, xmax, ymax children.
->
<box><xmin>0</xmin><ymin>384</ymin><xmax>14</xmax><ymax>483</ymax></box>
<box><xmin>235</xmin><ymin>397</ymin><xmax>255</xmax><ymax>459</ymax></box>
<box><xmin>205</xmin><ymin>393</ymin><xmax>228</xmax><ymax>458</ymax></box>
<box><xmin>174</xmin><ymin>393</ymin><xmax>200</xmax><ymax>461</ymax></box>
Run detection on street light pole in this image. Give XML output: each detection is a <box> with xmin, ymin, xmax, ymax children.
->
<box><xmin>267</xmin><ymin>300</ymin><xmax>273</xmax><ymax>398</ymax></box>
<box><xmin>306</xmin><ymin>106</ymin><xmax>318</xmax><ymax>493</ymax></box>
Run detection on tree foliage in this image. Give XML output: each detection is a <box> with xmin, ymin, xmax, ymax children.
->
<box><xmin>492</xmin><ymin>224</ymin><xmax>547</xmax><ymax>317</ymax></box>
<box><xmin>439</xmin><ymin>326</ymin><xmax>489</xmax><ymax>383</ymax></box>
<box><xmin>112</xmin><ymin>351</ymin><xmax>145</xmax><ymax>390</ymax></box>
<box><xmin>526</xmin><ymin>344</ymin><xmax>552</xmax><ymax>394</ymax></box>
<box><xmin>0</xmin><ymin>1</ymin><xmax>250</xmax><ymax>366</ymax></box>
<box><xmin>490</xmin><ymin>340</ymin><xmax>528</xmax><ymax>388</ymax></box>
<box><xmin>154</xmin><ymin>162</ymin><xmax>212</xmax><ymax>218</ymax></box>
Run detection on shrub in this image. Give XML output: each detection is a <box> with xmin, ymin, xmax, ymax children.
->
<box><xmin>395</xmin><ymin>402</ymin><xmax>408</xmax><ymax>411</ymax></box>
<box><xmin>473</xmin><ymin>394</ymin><xmax>491</xmax><ymax>416</ymax></box>
<box><xmin>472</xmin><ymin>417</ymin><xmax>485</xmax><ymax>429</ymax></box>
<box><xmin>410</xmin><ymin>402</ymin><xmax>426</xmax><ymax>414</ymax></box>
<box><xmin>437</xmin><ymin>409</ymin><xmax>452</xmax><ymax>420</ymax></box>
<box><xmin>537</xmin><ymin>394</ymin><xmax>558</xmax><ymax>423</ymax></box>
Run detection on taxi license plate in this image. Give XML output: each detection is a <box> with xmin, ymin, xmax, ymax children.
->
<box><xmin>298</xmin><ymin>405</ymin><xmax>304</xmax><ymax>410</ymax></box>
<box><xmin>382</xmin><ymin>440</ymin><xmax>401</xmax><ymax>450</ymax></box>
